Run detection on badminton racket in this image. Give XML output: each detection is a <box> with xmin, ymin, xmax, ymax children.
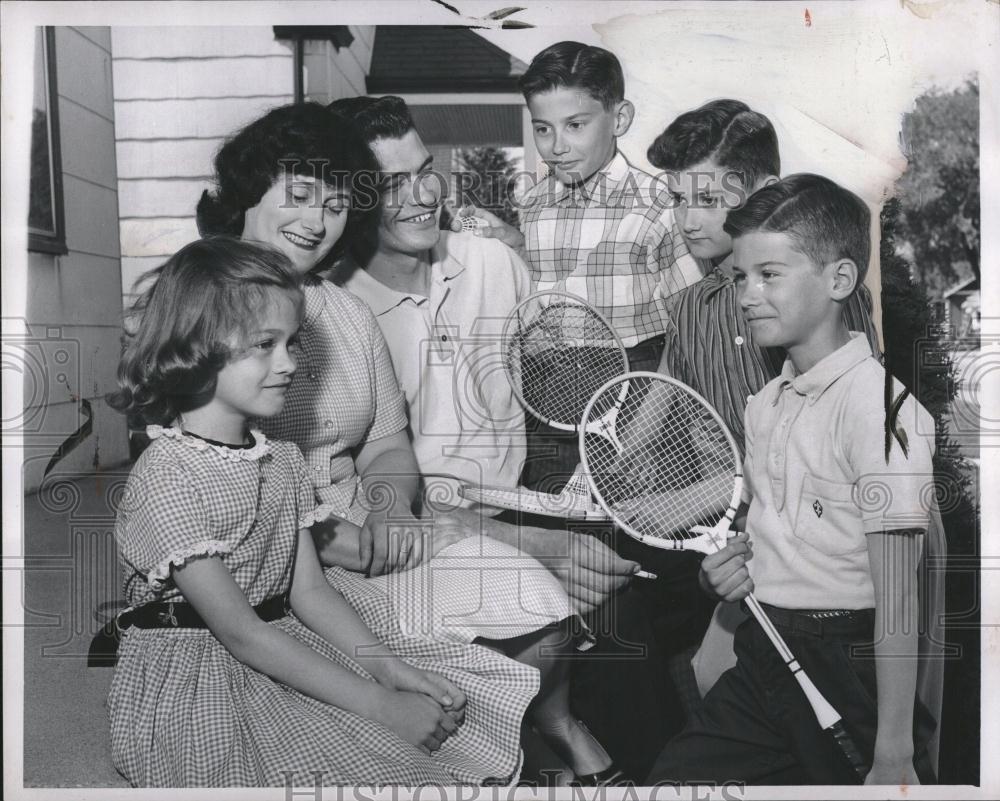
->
<box><xmin>579</xmin><ymin>371</ymin><xmax>869</xmax><ymax>780</ymax></box>
<box><xmin>459</xmin><ymin>290</ymin><xmax>628</xmax><ymax>521</ymax></box>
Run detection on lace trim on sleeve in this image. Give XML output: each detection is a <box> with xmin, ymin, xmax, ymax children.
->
<box><xmin>298</xmin><ymin>503</ymin><xmax>343</xmax><ymax>530</ymax></box>
<box><xmin>146</xmin><ymin>540</ymin><xmax>234</xmax><ymax>592</ymax></box>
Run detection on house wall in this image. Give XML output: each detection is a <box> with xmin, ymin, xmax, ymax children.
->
<box><xmin>23</xmin><ymin>26</ymin><xmax>128</xmax><ymax>492</ymax></box>
<box><xmin>111</xmin><ymin>27</ymin><xmax>296</xmax><ymax>305</ymax></box>
<box><xmin>303</xmin><ymin>26</ymin><xmax>374</xmax><ymax>104</ymax></box>
<box><xmin>112</xmin><ymin>26</ymin><xmax>375</xmax><ymax>306</ymax></box>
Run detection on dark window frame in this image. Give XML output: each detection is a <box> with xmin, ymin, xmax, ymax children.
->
<box><xmin>28</xmin><ymin>27</ymin><xmax>67</xmax><ymax>256</ymax></box>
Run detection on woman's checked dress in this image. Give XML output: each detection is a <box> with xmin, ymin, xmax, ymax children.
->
<box><xmin>108</xmin><ymin>426</ymin><xmax>538</xmax><ymax>787</ymax></box>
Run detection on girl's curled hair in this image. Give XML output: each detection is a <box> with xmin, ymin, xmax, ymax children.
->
<box><xmin>108</xmin><ymin>237</ymin><xmax>303</xmax><ymax>426</ymax></box>
<box><xmin>196</xmin><ymin>103</ymin><xmax>380</xmax><ymax>268</ymax></box>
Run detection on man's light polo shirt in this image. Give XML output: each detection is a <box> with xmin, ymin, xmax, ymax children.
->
<box><xmin>345</xmin><ymin>231</ymin><xmax>530</xmax><ymax>505</ymax></box>
<box><xmin>742</xmin><ymin>333</ymin><xmax>935</xmax><ymax>610</ymax></box>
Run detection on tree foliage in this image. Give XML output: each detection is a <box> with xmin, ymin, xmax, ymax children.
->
<box><xmin>455</xmin><ymin>146</ymin><xmax>520</xmax><ymax>226</ymax></box>
<box><xmin>881</xmin><ymin>197</ymin><xmax>980</xmax><ymax>785</ymax></box>
<box><xmin>895</xmin><ymin>79</ymin><xmax>979</xmax><ymax>296</ymax></box>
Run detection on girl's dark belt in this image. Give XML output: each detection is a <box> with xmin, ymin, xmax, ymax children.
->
<box><xmin>88</xmin><ymin>593</ymin><xmax>290</xmax><ymax>667</ymax></box>
<box><xmin>117</xmin><ymin>592</ymin><xmax>291</xmax><ymax>630</ymax></box>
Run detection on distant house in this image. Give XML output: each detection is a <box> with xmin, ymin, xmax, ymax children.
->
<box><xmin>941</xmin><ymin>275</ymin><xmax>980</xmax><ymax>340</ymax></box>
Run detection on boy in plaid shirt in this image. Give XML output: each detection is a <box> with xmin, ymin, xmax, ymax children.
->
<box><xmin>476</xmin><ymin>41</ymin><xmax>701</xmax><ymax>490</ymax></box>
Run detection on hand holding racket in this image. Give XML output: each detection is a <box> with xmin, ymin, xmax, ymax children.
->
<box><xmin>579</xmin><ymin>372</ymin><xmax>869</xmax><ymax>780</ymax></box>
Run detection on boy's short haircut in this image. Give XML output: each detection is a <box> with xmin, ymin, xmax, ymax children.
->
<box><xmin>724</xmin><ymin>173</ymin><xmax>870</xmax><ymax>290</ymax></box>
<box><xmin>647</xmin><ymin>99</ymin><xmax>780</xmax><ymax>189</ymax></box>
<box><xmin>518</xmin><ymin>41</ymin><xmax>625</xmax><ymax>110</ymax></box>
<box><xmin>327</xmin><ymin>95</ymin><xmax>415</xmax><ymax>144</ymax></box>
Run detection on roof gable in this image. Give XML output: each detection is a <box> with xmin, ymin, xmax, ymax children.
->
<box><xmin>368</xmin><ymin>26</ymin><xmax>526</xmax><ymax>93</ymax></box>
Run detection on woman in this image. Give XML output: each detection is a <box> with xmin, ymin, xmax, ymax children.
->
<box><xmin>195</xmin><ymin>103</ymin><xmax>623</xmax><ymax>785</ymax></box>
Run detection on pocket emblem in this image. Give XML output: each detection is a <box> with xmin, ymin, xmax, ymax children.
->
<box><xmin>813</xmin><ymin>499</ymin><xmax>823</xmax><ymax>518</ymax></box>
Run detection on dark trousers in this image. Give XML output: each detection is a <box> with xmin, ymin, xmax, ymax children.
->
<box><xmin>569</xmin><ymin>529</ymin><xmax>714</xmax><ymax>781</ymax></box>
<box><xmin>518</xmin><ymin>334</ymin><xmax>713</xmax><ymax>780</ymax></box>
<box><xmin>646</xmin><ymin>606</ymin><xmax>939</xmax><ymax>785</ymax></box>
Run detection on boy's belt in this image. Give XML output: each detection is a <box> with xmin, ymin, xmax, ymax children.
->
<box><xmin>625</xmin><ymin>334</ymin><xmax>665</xmax><ymax>361</ymax></box>
<box><xmin>746</xmin><ymin>601</ymin><xmax>874</xmax><ymax>638</ymax></box>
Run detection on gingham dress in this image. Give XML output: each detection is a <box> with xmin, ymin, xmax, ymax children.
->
<box><xmin>261</xmin><ymin>280</ymin><xmax>577</xmax><ymax>644</ymax></box>
<box><xmin>108</xmin><ymin>427</ymin><xmax>538</xmax><ymax>787</ymax></box>
<box><xmin>259</xmin><ymin>280</ymin><xmax>408</xmax><ymax>526</ymax></box>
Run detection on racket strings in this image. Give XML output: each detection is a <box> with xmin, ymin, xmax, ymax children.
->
<box><xmin>583</xmin><ymin>376</ymin><xmax>738</xmax><ymax>541</ymax></box>
<box><xmin>507</xmin><ymin>301</ymin><xmax>628</xmax><ymax>426</ymax></box>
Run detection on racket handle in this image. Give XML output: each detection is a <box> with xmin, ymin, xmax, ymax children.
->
<box><xmin>790</xmin><ymin>665</ymin><xmax>843</xmax><ymax>730</ymax></box>
<box><xmin>828</xmin><ymin>720</ymin><xmax>869</xmax><ymax>780</ymax></box>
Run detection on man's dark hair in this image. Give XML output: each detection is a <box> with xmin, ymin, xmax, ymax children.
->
<box><xmin>327</xmin><ymin>95</ymin><xmax>415</xmax><ymax>144</ymax></box>
<box><xmin>647</xmin><ymin>99</ymin><xmax>780</xmax><ymax>189</ymax></box>
<box><xmin>518</xmin><ymin>41</ymin><xmax>625</xmax><ymax>110</ymax></box>
<box><xmin>725</xmin><ymin>173</ymin><xmax>870</xmax><ymax>290</ymax></box>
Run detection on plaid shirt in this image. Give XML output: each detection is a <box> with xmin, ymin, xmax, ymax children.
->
<box><xmin>519</xmin><ymin>151</ymin><xmax>702</xmax><ymax>347</ymax></box>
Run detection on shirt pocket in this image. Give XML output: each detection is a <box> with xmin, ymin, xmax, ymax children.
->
<box><xmin>793</xmin><ymin>473</ymin><xmax>866</xmax><ymax>556</ymax></box>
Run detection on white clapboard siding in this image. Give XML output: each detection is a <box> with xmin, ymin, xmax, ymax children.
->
<box><xmin>24</xmin><ymin>26</ymin><xmax>128</xmax><ymax>490</ymax></box>
<box><xmin>120</xmin><ymin>218</ymin><xmax>200</xmax><ymax>259</ymax></box>
<box><xmin>111</xmin><ymin>26</ymin><xmax>293</xmax><ymax>60</ymax></box>
<box><xmin>115</xmin><ymin>96</ymin><xmax>287</xmax><ymax>141</ymax></box>
<box><xmin>55</xmin><ymin>27</ymin><xmax>114</xmax><ymax>119</ymax></box>
<box><xmin>116</xmin><ymin>139</ymin><xmax>224</xmax><ymax>180</ymax></box>
<box><xmin>121</xmin><ymin>256</ymin><xmax>167</xmax><ymax>304</ymax></box>
<box><xmin>112</xmin><ymin>26</ymin><xmax>294</xmax><ymax>293</ymax></box>
<box><xmin>304</xmin><ymin>27</ymin><xmax>375</xmax><ymax>104</ymax></box>
<box><xmin>58</xmin><ymin>98</ymin><xmax>118</xmax><ymax>191</ymax></box>
<box><xmin>113</xmin><ymin>56</ymin><xmax>294</xmax><ymax>101</ymax></box>
<box><xmin>118</xmin><ymin>179</ymin><xmax>214</xmax><ymax>220</ymax></box>
<box><xmin>112</xmin><ymin>25</ymin><xmax>374</xmax><ymax>319</ymax></box>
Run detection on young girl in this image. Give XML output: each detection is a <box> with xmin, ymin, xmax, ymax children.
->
<box><xmin>106</xmin><ymin>237</ymin><xmax>539</xmax><ymax>787</ymax></box>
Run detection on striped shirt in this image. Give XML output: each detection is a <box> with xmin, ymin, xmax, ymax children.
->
<box><xmin>661</xmin><ymin>265</ymin><xmax>880</xmax><ymax>454</ymax></box>
<box><xmin>519</xmin><ymin>151</ymin><xmax>703</xmax><ymax>348</ymax></box>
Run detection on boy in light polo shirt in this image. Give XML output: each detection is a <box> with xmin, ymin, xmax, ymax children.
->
<box><xmin>643</xmin><ymin>99</ymin><xmax>882</xmax><ymax>701</ymax></box>
<box><xmin>646</xmin><ymin>174</ymin><xmax>938</xmax><ymax>785</ymax></box>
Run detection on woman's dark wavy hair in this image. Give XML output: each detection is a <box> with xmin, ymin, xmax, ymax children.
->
<box><xmin>107</xmin><ymin>237</ymin><xmax>304</xmax><ymax>426</ymax></box>
<box><xmin>196</xmin><ymin>103</ymin><xmax>380</xmax><ymax>269</ymax></box>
